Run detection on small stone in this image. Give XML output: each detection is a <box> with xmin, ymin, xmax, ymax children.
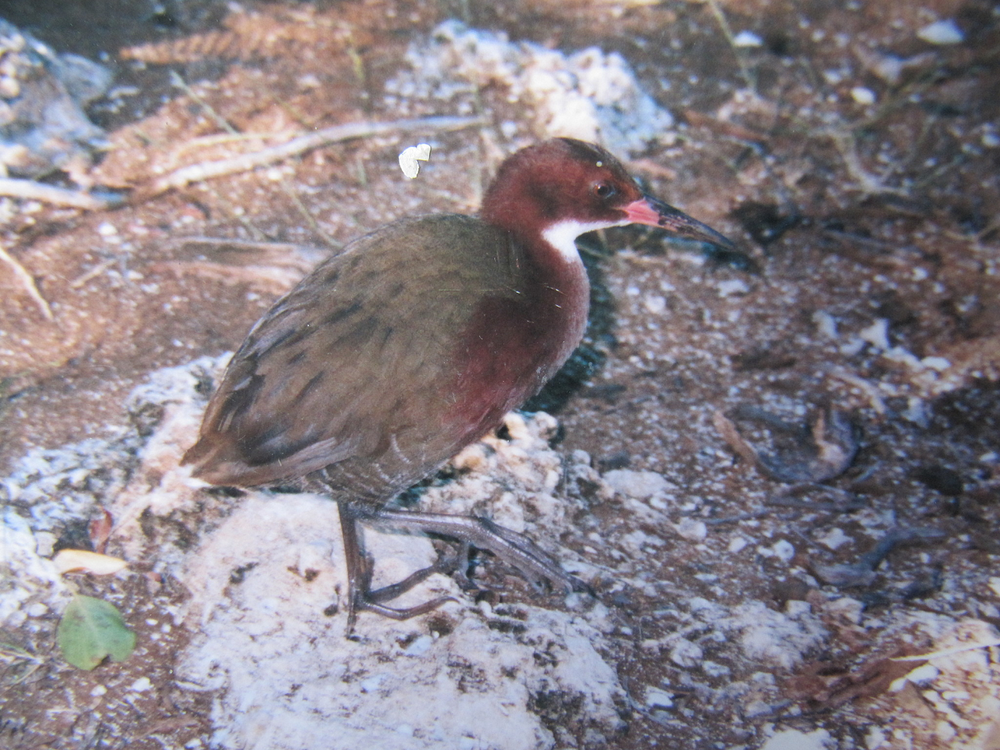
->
<box><xmin>0</xmin><ymin>76</ymin><xmax>20</xmax><ymax>98</ymax></box>
<box><xmin>603</xmin><ymin>469</ymin><xmax>671</xmax><ymax>500</ymax></box>
<box><xmin>921</xmin><ymin>356</ymin><xmax>950</xmax><ymax>372</ymax></box>
<box><xmin>732</xmin><ymin>31</ymin><xmax>763</xmax><ymax>48</ymax></box>
<box><xmin>812</xmin><ymin>310</ymin><xmax>838</xmax><ymax>338</ymax></box>
<box><xmin>675</xmin><ymin>518</ymin><xmax>707</xmax><ymax>541</ymax></box>
<box><xmin>669</xmin><ymin>638</ymin><xmax>704</xmax><ymax>668</ymax></box>
<box><xmin>851</xmin><ymin>87</ymin><xmax>876</xmax><ymax>105</ymax></box>
<box><xmin>865</xmin><ymin>727</ymin><xmax>887</xmax><ymax>750</ymax></box>
<box><xmin>859</xmin><ymin>318</ymin><xmax>890</xmax><ymax>350</ymax></box>
<box><xmin>717</xmin><ymin>278</ymin><xmax>749</xmax><ymax>297</ymax></box>
<box><xmin>644</xmin><ymin>294</ymin><xmax>666</xmax><ymax>314</ymax></box>
<box><xmin>771</xmin><ymin>539</ymin><xmax>795</xmax><ymax>563</ymax></box>
<box><xmin>644</xmin><ymin>687</ymin><xmax>674</xmax><ymax>708</ymax></box>
<box><xmin>761</xmin><ymin>728</ymin><xmax>833</xmax><ymax>750</ymax></box>
<box><xmin>816</xmin><ymin>528</ymin><xmax>851</xmax><ymax>550</ymax></box>
<box><xmin>917</xmin><ymin>19</ymin><xmax>964</xmax><ymax>45</ymax></box>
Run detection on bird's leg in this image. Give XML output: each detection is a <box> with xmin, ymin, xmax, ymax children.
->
<box><xmin>337</xmin><ymin>501</ymin><xmax>455</xmax><ymax>632</ymax></box>
<box><xmin>370</xmin><ymin>509</ymin><xmax>591</xmax><ymax>595</ymax></box>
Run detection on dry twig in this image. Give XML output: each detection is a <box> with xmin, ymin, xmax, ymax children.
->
<box><xmin>136</xmin><ymin>115</ymin><xmax>487</xmax><ymax>202</ymax></box>
<box><xmin>0</xmin><ymin>178</ymin><xmax>122</xmax><ymax>211</ymax></box>
<box><xmin>714</xmin><ymin>407</ymin><xmax>859</xmax><ymax>483</ymax></box>
<box><xmin>0</xmin><ymin>243</ymin><xmax>53</xmax><ymax>321</ymax></box>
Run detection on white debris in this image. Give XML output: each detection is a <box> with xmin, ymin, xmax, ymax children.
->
<box><xmin>726</xmin><ymin>600</ymin><xmax>827</xmax><ymax>670</ymax></box>
<box><xmin>917</xmin><ymin>19</ymin><xmax>965</xmax><ymax>45</ymax></box>
<box><xmin>0</xmin><ymin>508</ymin><xmax>71</xmax><ymax>628</ymax></box>
<box><xmin>851</xmin><ymin>86</ymin><xmax>876</xmax><ymax>105</ymax></box>
<box><xmin>865</xmin><ymin>726</ymin><xmax>887</xmax><ymax>749</ymax></box>
<box><xmin>177</xmin><ymin>493</ymin><xmax>626</xmax><ymax>750</ymax></box>
<box><xmin>728</xmin><ymin>536</ymin><xmax>749</xmax><ymax>553</ymax></box>
<box><xmin>758</xmin><ymin>539</ymin><xmax>795</xmax><ymax>562</ymax></box>
<box><xmin>812</xmin><ymin>310</ymin><xmax>838</xmax><ymax>339</ymax></box>
<box><xmin>902</xmin><ymin>396</ymin><xmax>929</xmax><ymax>427</ymax></box>
<box><xmin>675</xmin><ymin>518</ymin><xmax>708</xmax><ymax>542</ymax></box>
<box><xmin>398</xmin><ymin>143</ymin><xmax>432</xmax><ymax>179</ymax></box>
<box><xmin>644</xmin><ymin>294</ymin><xmax>667</xmax><ymax>315</ymax></box>
<box><xmin>0</xmin><ymin>18</ymin><xmax>112</xmax><ymax>177</ymax></box>
<box><xmin>385</xmin><ymin>20</ymin><xmax>674</xmax><ymax>154</ymax></box>
<box><xmin>669</xmin><ymin>638</ymin><xmax>704</xmax><ymax>668</ymax></box>
<box><xmin>859</xmin><ymin>318</ymin><xmax>891</xmax><ymax>350</ymax></box>
<box><xmin>921</xmin><ymin>356</ymin><xmax>951</xmax><ymax>372</ymax></box>
<box><xmin>602</xmin><ymin>468</ymin><xmax>672</xmax><ymax>500</ymax></box>
<box><xmin>732</xmin><ymin>31</ymin><xmax>764</xmax><ymax>48</ymax></box>
<box><xmin>761</xmin><ymin>728</ymin><xmax>834</xmax><ymax>750</ymax></box>
<box><xmin>644</xmin><ymin>687</ymin><xmax>674</xmax><ymax>708</ymax></box>
<box><xmin>716</xmin><ymin>278</ymin><xmax>749</xmax><ymax>297</ymax></box>
<box><xmin>815</xmin><ymin>527</ymin><xmax>851</xmax><ymax>550</ymax></box>
<box><xmin>890</xmin><ymin>663</ymin><xmax>940</xmax><ymax>691</ymax></box>
<box><xmin>129</xmin><ymin>676</ymin><xmax>153</xmax><ymax>692</ymax></box>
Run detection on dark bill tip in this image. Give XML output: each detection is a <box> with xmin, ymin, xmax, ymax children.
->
<box><xmin>625</xmin><ymin>196</ymin><xmax>735</xmax><ymax>250</ymax></box>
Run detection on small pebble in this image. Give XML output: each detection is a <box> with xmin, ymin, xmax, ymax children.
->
<box><xmin>917</xmin><ymin>19</ymin><xmax>964</xmax><ymax>45</ymax></box>
<box><xmin>851</xmin><ymin>86</ymin><xmax>876</xmax><ymax>105</ymax></box>
<box><xmin>645</xmin><ymin>687</ymin><xmax>675</xmax><ymax>708</ymax></box>
<box><xmin>732</xmin><ymin>31</ymin><xmax>763</xmax><ymax>48</ymax></box>
<box><xmin>859</xmin><ymin>318</ymin><xmax>890</xmax><ymax>350</ymax></box>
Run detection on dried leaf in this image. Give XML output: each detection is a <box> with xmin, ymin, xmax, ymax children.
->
<box><xmin>53</xmin><ymin>549</ymin><xmax>128</xmax><ymax>576</ymax></box>
<box><xmin>89</xmin><ymin>509</ymin><xmax>114</xmax><ymax>554</ymax></box>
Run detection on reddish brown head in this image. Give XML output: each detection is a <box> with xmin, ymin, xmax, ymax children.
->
<box><xmin>481</xmin><ymin>137</ymin><xmax>733</xmax><ymax>256</ymax></box>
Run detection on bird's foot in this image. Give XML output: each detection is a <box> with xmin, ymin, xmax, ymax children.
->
<box><xmin>338</xmin><ymin>504</ymin><xmax>458</xmax><ymax>634</ymax></box>
<box><xmin>336</xmin><ymin>503</ymin><xmax>590</xmax><ymax>633</ymax></box>
<box><xmin>370</xmin><ymin>508</ymin><xmax>591</xmax><ymax>596</ymax></box>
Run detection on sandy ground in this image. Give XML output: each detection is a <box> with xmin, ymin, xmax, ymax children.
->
<box><xmin>1</xmin><ymin>1</ymin><xmax>999</xmax><ymax>748</ymax></box>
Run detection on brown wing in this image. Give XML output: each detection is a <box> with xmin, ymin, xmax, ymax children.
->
<box><xmin>182</xmin><ymin>215</ymin><xmax>524</xmax><ymax>491</ymax></box>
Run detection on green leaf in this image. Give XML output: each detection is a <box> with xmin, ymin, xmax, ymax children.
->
<box><xmin>57</xmin><ymin>595</ymin><xmax>136</xmax><ymax>671</ymax></box>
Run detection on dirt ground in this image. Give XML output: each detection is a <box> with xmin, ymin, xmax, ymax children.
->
<box><xmin>1</xmin><ymin>0</ymin><xmax>999</xmax><ymax>748</ymax></box>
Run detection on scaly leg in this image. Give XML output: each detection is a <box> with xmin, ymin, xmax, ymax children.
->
<box><xmin>337</xmin><ymin>502</ymin><xmax>455</xmax><ymax>633</ymax></box>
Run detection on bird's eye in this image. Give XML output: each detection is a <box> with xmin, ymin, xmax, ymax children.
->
<box><xmin>593</xmin><ymin>183</ymin><xmax>616</xmax><ymax>200</ymax></box>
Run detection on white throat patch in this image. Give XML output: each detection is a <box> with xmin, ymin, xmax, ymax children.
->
<box><xmin>541</xmin><ymin>219</ymin><xmax>628</xmax><ymax>262</ymax></box>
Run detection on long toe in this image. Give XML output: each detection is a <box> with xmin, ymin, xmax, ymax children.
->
<box><xmin>372</xmin><ymin>508</ymin><xmax>590</xmax><ymax>597</ymax></box>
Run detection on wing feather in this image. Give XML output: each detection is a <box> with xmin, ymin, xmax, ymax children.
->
<box><xmin>184</xmin><ymin>215</ymin><xmax>523</xmax><ymax>488</ymax></box>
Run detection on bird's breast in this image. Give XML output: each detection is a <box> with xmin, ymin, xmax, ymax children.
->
<box><xmin>449</xmin><ymin>252</ymin><xmax>589</xmax><ymax>437</ymax></box>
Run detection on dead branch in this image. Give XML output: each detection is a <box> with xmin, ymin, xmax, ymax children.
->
<box><xmin>0</xmin><ymin>243</ymin><xmax>54</xmax><ymax>321</ymax></box>
<box><xmin>0</xmin><ymin>178</ymin><xmax>123</xmax><ymax>211</ymax></box>
<box><xmin>136</xmin><ymin>114</ymin><xmax>488</xmax><ymax>202</ymax></box>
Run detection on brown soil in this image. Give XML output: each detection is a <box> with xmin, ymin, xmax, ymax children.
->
<box><xmin>1</xmin><ymin>1</ymin><xmax>998</xmax><ymax>748</ymax></box>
